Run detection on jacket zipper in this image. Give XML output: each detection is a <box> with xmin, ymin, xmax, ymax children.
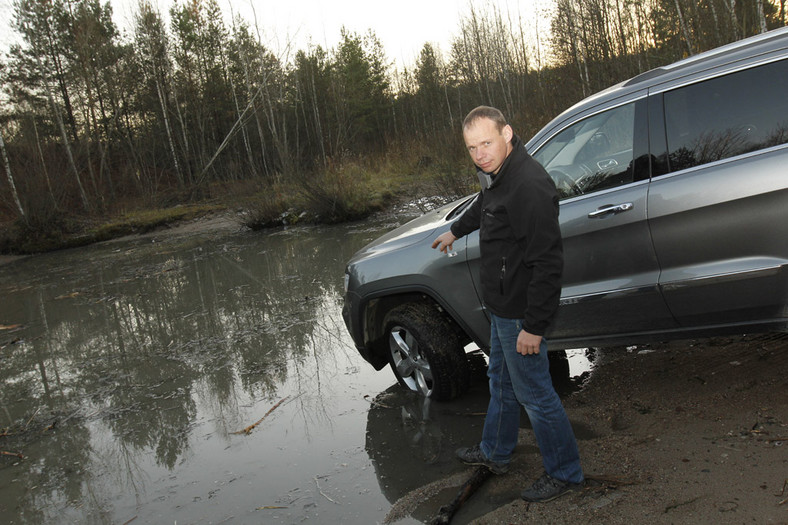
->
<box><xmin>499</xmin><ymin>257</ymin><xmax>506</xmax><ymax>295</ymax></box>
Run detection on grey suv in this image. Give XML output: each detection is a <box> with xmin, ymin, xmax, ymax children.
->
<box><xmin>342</xmin><ymin>28</ymin><xmax>788</xmax><ymax>400</ymax></box>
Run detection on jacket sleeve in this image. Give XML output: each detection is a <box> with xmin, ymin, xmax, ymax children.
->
<box><xmin>450</xmin><ymin>192</ymin><xmax>482</xmax><ymax>239</ymax></box>
<box><xmin>510</xmin><ymin>168</ymin><xmax>563</xmax><ymax>336</ymax></box>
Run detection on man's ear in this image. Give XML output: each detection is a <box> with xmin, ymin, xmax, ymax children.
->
<box><xmin>502</xmin><ymin>124</ymin><xmax>513</xmax><ymax>143</ymax></box>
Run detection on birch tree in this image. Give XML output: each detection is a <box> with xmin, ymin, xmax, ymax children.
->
<box><xmin>0</xmin><ymin>128</ymin><xmax>26</xmax><ymax>223</ymax></box>
<box><xmin>675</xmin><ymin>0</ymin><xmax>696</xmax><ymax>55</ymax></box>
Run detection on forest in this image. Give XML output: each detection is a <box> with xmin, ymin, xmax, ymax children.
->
<box><xmin>0</xmin><ymin>0</ymin><xmax>786</xmax><ymax>252</ymax></box>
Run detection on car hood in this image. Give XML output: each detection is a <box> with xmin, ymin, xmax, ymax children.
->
<box><xmin>350</xmin><ymin>197</ymin><xmax>471</xmax><ymax>262</ymax></box>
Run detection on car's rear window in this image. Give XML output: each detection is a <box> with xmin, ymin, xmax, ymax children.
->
<box><xmin>664</xmin><ymin>58</ymin><xmax>788</xmax><ymax>172</ymax></box>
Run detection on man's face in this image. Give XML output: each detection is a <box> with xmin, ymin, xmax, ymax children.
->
<box><xmin>463</xmin><ymin>117</ymin><xmax>513</xmax><ymax>174</ymax></box>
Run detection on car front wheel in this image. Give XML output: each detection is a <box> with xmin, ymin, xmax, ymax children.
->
<box><xmin>384</xmin><ymin>303</ymin><xmax>469</xmax><ymax>401</ymax></box>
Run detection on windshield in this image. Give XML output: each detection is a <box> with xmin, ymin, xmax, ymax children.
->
<box><xmin>446</xmin><ymin>195</ymin><xmax>477</xmax><ymax>220</ymax></box>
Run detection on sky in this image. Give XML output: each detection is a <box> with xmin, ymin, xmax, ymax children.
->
<box><xmin>0</xmin><ymin>0</ymin><xmax>550</xmax><ymax>68</ymax></box>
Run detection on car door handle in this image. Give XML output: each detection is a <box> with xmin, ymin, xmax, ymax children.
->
<box><xmin>588</xmin><ymin>203</ymin><xmax>634</xmax><ymax>218</ymax></box>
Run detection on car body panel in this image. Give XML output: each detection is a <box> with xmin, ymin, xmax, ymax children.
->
<box><xmin>550</xmin><ymin>181</ymin><xmax>678</xmax><ymax>338</ymax></box>
<box><xmin>343</xmin><ymin>200</ymin><xmax>490</xmax><ymax>367</ymax></box>
<box><xmin>343</xmin><ymin>27</ymin><xmax>788</xmax><ymax>377</ymax></box>
<box><xmin>649</xmin><ymin>146</ymin><xmax>788</xmax><ymax>326</ymax></box>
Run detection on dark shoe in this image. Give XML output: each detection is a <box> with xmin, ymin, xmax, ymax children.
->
<box><xmin>455</xmin><ymin>444</ymin><xmax>509</xmax><ymax>474</ymax></box>
<box><xmin>521</xmin><ymin>472</ymin><xmax>582</xmax><ymax>502</ymax></box>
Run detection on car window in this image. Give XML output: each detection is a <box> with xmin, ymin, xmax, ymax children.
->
<box><xmin>664</xmin><ymin>59</ymin><xmax>788</xmax><ymax>172</ymax></box>
<box><xmin>533</xmin><ymin>103</ymin><xmax>635</xmax><ymax>200</ymax></box>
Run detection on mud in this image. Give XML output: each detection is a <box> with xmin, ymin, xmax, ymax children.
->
<box><xmin>392</xmin><ymin>333</ymin><xmax>788</xmax><ymax>524</ymax></box>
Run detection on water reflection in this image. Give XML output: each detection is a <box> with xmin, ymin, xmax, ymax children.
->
<box><xmin>365</xmin><ymin>349</ymin><xmax>597</xmax><ymax>523</ymax></box>
<box><xmin>0</xmin><ymin>219</ymin><xmax>403</xmax><ymax>523</ymax></box>
<box><xmin>0</xmin><ymin>215</ymin><xmax>598</xmax><ymax>524</ymax></box>
<box><xmin>365</xmin><ymin>385</ymin><xmax>490</xmax><ymax>506</ymax></box>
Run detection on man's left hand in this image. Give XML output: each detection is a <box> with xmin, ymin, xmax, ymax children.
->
<box><xmin>517</xmin><ymin>330</ymin><xmax>542</xmax><ymax>355</ymax></box>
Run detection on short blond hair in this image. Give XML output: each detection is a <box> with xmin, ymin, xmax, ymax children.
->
<box><xmin>463</xmin><ymin>106</ymin><xmax>507</xmax><ymax>131</ymax></box>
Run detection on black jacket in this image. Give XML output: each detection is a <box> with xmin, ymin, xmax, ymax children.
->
<box><xmin>451</xmin><ymin>134</ymin><xmax>563</xmax><ymax>336</ymax></box>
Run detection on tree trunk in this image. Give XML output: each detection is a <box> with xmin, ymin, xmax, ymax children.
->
<box><xmin>709</xmin><ymin>0</ymin><xmax>722</xmax><ymax>46</ymax></box>
<box><xmin>247</xmin><ymin>7</ymin><xmax>272</xmax><ymax>174</ymax></box>
<box><xmin>674</xmin><ymin>0</ymin><xmax>696</xmax><ymax>56</ymax></box>
<box><xmin>0</xmin><ymin>129</ymin><xmax>27</xmax><ymax>223</ymax></box>
<box><xmin>533</xmin><ymin>4</ymin><xmax>548</xmax><ymax>112</ymax></box>
<box><xmin>566</xmin><ymin>0</ymin><xmax>591</xmax><ymax>96</ymax></box>
<box><xmin>756</xmin><ymin>0</ymin><xmax>768</xmax><ymax>33</ymax></box>
<box><xmin>726</xmin><ymin>0</ymin><xmax>741</xmax><ymax>40</ymax></box>
<box><xmin>155</xmin><ymin>75</ymin><xmax>184</xmax><ymax>188</ymax></box>
<box><xmin>236</xmin><ymin>41</ymin><xmax>269</xmax><ymax>175</ymax></box>
<box><xmin>231</xmin><ymin>76</ymin><xmax>255</xmax><ymax>177</ymax></box>
<box><xmin>39</xmin><ymin>62</ymin><xmax>90</xmax><ymax>211</ymax></box>
<box><xmin>31</xmin><ymin>115</ymin><xmax>58</xmax><ymax>210</ymax></box>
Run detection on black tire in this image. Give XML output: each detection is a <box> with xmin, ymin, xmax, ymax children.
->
<box><xmin>548</xmin><ymin>349</ymin><xmax>570</xmax><ymax>379</ymax></box>
<box><xmin>548</xmin><ymin>349</ymin><xmax>573</xmax><ymax>395</ymax></box>
<box><xmin>383</xmin><ymin>303</ymin><xmax>469</xmax><ymax>401</ymax></box>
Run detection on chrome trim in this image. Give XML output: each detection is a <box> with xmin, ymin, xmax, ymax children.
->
<box><xmin>588</xmin><ymin>202</ymin><xmax>634</xmax><ymax>218</ymax></box>
<box><xmin>660</xmin><ymin>264</ymin><xmax>785</xmax><ymax>292</ymax></box>
<box><xmin>559</xmin><ymin>285</ymin><xmax>656</xmax><ymax>306</ymax></box>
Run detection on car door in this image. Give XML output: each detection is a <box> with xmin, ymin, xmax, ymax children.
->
<box><xmin>531</xmin><ymin>97</ymin><xmax>678</xmax><ymax>341</ymax></box>
<box><xmin>647</xmin><ymin>59</ymin><xmax>788</xmax><ymax>328</ymax></box>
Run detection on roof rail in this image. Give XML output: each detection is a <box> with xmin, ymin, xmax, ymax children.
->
<box><xmin>623</xmin><ymin>26</ymin><xmax>788</xmax><ymax>88</ymax></box>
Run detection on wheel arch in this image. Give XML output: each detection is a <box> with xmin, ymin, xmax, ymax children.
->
<box><xmin>360</xmin><ymin>288</ymin><xmax>475</xmax><ymax>370</ymax></box>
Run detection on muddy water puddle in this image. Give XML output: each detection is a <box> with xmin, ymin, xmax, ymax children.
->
<box><xmin>0</xmin><ymin>216</ymin><xmax>595</xmax><ymax>524</ymax></box>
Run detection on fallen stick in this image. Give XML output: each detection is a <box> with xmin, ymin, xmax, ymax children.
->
<box><xmin>24</xmin><ymin>407</ymin><xmax>40</xmax><ymax>430</ymax></box>
<box><xmin>430</xmin><ymin>466</ymin><xmax>492</xmax><ymax>525</ymax></box>
<box><xmin>232</xmin><ymin>397</ymin><xmax>289</xmax><ymax>435</ymax></box>
<box><xmin>2</xmin><ymin>450</ymin><xmax>24</xmax><ymax>459</ymax></box>
<box><xmin>315</xmin><ymin>475</ymin><xmax>341</xmax><ymax>505</ymax></box>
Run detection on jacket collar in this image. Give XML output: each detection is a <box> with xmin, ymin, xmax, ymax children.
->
<box><xmin>478</xmin><ymin>133</ymin><xmax>523</xmax><ymax>190</ymax></box>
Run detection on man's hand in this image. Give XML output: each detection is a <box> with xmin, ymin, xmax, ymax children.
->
<box><xmin>431</xmin><ymin>231</ymin><xmax>457</xmax><ymax>253</ymax></box>
<box><xmin>517</xmin><ymin>330</ymin><xmax>542</xmax><ymax>355</ymax></box>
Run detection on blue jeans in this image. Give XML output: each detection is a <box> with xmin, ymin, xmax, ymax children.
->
<box><xmin>480</xmin><ymin>313</ymin><xmax>584</xmax><ymax>484</ymax></box>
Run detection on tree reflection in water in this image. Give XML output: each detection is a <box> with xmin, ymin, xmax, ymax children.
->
<box><xmin>0</xmin><ymin>219</ymin><xmax>404</xmax><ymax>523</ymax></box>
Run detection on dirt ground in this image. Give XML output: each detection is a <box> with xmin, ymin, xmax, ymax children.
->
<box><xmin>432</xmin><ymin>333</ymin><xmax>788</xmax><ymax>524</ymax></box>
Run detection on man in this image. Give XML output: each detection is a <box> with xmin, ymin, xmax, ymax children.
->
<box><xmin>432</xmin><ymin>106</ymin><xmax>584</xmax><ymax>503</ymax></box>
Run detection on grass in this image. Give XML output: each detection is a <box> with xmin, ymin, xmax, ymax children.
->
<box><xmin>89</xmin><ymin>204</ymin><xmax>225</xmax><ymax>240</ymax></box>
<box><xmin>0</xmin><ymin>204</ymin><xmax>224</xmax><ymax>255</ymax></box>
<box><xmin>0</xmin><ymin>153</ymin><xmax>475</xmax><ymax>255</ymax></box>
<box><xmin>237</xmin><ymin>155</ymin><xmax>431</xmax><ymax>230</ymax></box>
